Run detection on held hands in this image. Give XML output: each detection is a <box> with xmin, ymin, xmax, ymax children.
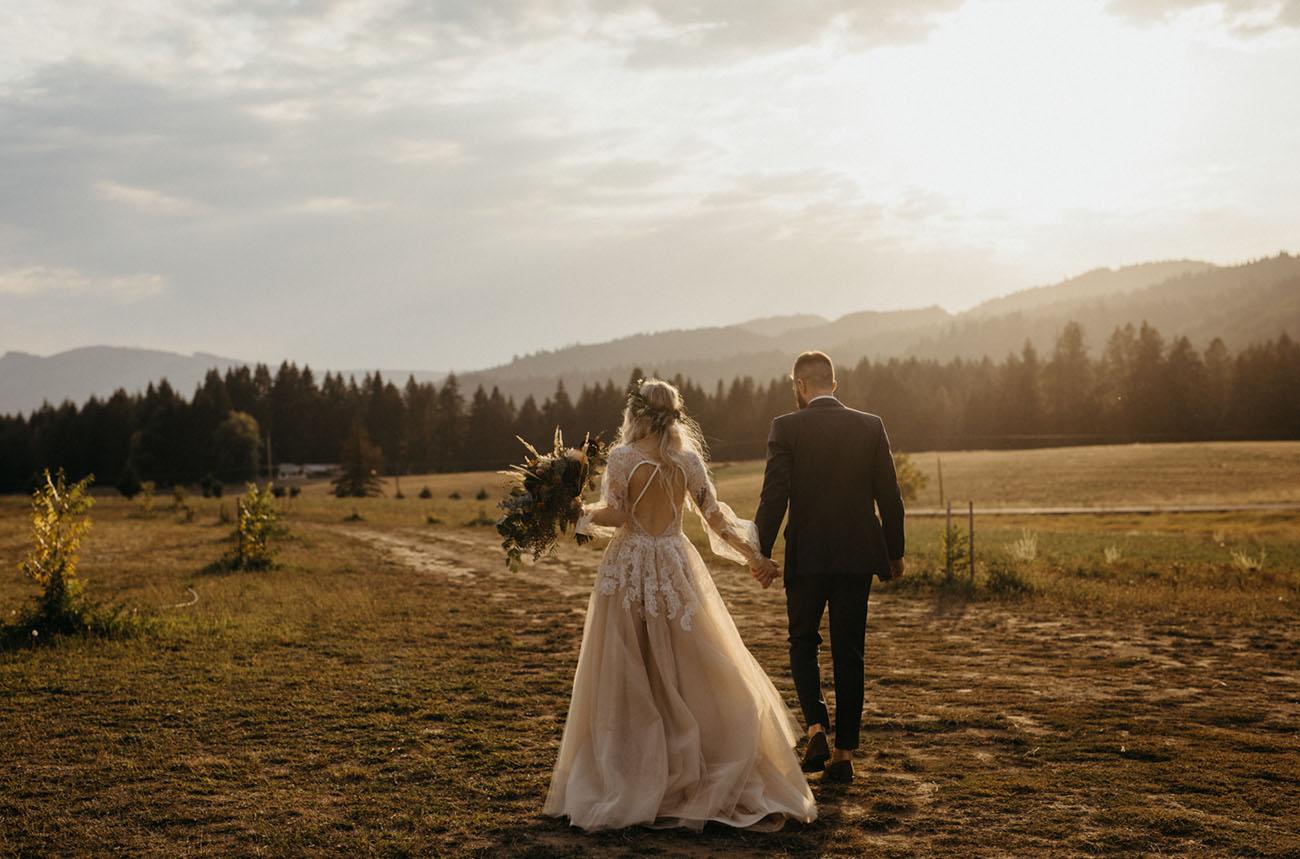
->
<box><xmin>749</xmin><ymin>555</ymin><xmax>781</xmax><ymax>589</ymax></box>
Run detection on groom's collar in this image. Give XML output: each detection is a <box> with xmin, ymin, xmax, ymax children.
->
<box><xmin>808</xmin><ymin>394</ymin><xmax>842</xmax><ymax>409</ymax></box>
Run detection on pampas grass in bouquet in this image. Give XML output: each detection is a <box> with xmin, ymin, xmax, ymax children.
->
<box><xmin>497</xmin><ymin>428</ymin><xmax>609</xmax><ymax>571</ymax></box>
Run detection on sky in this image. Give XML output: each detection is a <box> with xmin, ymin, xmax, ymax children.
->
<box><xmin>1</xmin><ymin>0</ymin><xmax>1298</xmax><ymax>372</ymax></box>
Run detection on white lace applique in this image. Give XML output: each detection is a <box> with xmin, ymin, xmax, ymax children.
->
<box><xmin>598</xmin><ymin>534</ymin><xmax>699</xmax><ymax>631</ymax></box>
<box><xmin>587</xmin><ymin>445</ymin><xmax>756</xmax><ymax>633</ymax></box>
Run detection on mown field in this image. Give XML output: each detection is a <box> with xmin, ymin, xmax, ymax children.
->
<box><xmin>1</xmin><ymin>442</ymin><xmax>1298</xmax><ymax>857</ymax></box>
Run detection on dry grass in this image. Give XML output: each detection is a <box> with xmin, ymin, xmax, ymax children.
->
<box><xmin>708</xmin><ymin>440</ymin><xmax>1300</xmax><ymax>510</ymax></box>
<box><xmin>1</xmin><ymin>441</ymin><xmax>1298</xmax><ymax>856</ymax></box>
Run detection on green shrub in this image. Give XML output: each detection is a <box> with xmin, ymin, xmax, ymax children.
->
<box><xmin>201</xmin><ymin>472</ymin><xmax>224</xmax><ymax>498</ymax></box>
<box><xmin>986</xmin><ymin>561</ymin><xmax>1037</xmax><ymax>596</ymax></box>
<box><xmin>6</xmin><ymin>470</ymin><xmax>146</xmax><ymax>644</ymax></box>
<box><xmin>17</xmin><ymin>469</ymin><xmax>94</xmax><ymax>631</ymax></box>
<box><xmin>211</xmin><ymin>483</ymin><xmax>281</xmax><ymax>571</ymax></box>
<box><xmin>940</xmin><ymin>524</ymin><xmax>970</xmax><ymax>583</ymax></box>
<box><xmin>893</xmin><ymin>452</ymin><xmax>929</xmax><ymax>504</ymax></box>
<box><xmin>234</xmin><ymin>483</ymin><xmax>279</xmax><ymax>570</ymax></box>
<box><xmin>116</xmin><ymin>463</ymin><xmax>143</xmax><ymax>499</ymax></box>
<box><xmin>173</xmin><ymin>482</ymin><xmax>194</xmax><ymax>522</ymax></box>
<box><xmin>132</xmin><ymin>481</ymin><xmax>157</xmax><ymax>517</ymax></box>
<box><xmin>418</xmin><ymin>486</ymin><xmax>433</xmax><ymax>499</ymax></box>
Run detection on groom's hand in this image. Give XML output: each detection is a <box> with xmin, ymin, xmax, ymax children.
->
<box><xmin>889</xmin><ymin>557</ymin><xmax>907</xmax><ymax>580</ymax></box>
<box><xmin>750</xmin><ymin>556</ymin><xmax>780</xmax><ymax>589</ymax></box>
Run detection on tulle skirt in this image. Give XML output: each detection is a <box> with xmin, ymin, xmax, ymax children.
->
<box><xmin>543</xmin><ymin>531</ymin><xmax>817</xmax><ymax>832</ymax></box>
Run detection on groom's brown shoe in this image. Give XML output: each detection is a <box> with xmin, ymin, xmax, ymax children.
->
<box><xmin>801</xmin><ymin>731</ymin><xmax>830</xmax><ymax>773</ymax></box>
<box><xmin>822</xmin><ymin>758</ymin><xmax>854</xmax><ymax>784</ymax></box>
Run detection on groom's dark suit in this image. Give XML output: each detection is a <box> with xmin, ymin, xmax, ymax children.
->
<box><xmin>754</xmin><ymin>396</ymin><xmax>905</xmax><ymax>750</ymax></box>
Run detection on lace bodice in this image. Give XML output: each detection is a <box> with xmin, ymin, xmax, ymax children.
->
<box><xmin>578</xmin><ymin>444</ymin><xmax>760</xmax><ymax>566</ymax></box>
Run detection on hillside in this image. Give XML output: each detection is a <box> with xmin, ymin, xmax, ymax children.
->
<box><xmin>0</xmin><ymin>347</ymin><xmax>248</xmax><ymax>417</ymax></box>
<box><xmin>904</xmin><ymin>254</ymin><xmax>1300</xmax><ymax>362</ymax></box>
<box><xmin>461</xmin><ymin>255</ymin><xmax>1297</xmax><ymax>400</ymax></box>
<box><xmin>0</xmin><ymin>348</ymin><xmax>449</xmax><ymax>417</ymax></box>
<box><xmin>963</xmin><ymin>260</ymin><xmax>1212</xmax><ymax>319</ymax></box>
<box><xmin>4</xmin><ymin>254</ymin><xmax>1296</xmax><ymax>413</ymax></box>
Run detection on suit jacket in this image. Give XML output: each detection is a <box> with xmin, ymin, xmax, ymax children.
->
<box><xmin>754</xmin><ymin>397</ymin><xmax>905</xmax><ymax>579</ymax></box>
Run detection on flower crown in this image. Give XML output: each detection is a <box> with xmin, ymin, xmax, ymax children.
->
<box><xmin>627</xmin><ymin>382</ymin><xmax>682</xmax><ymax>434</ymax></box>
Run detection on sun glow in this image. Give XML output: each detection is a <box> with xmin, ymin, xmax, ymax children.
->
<box><xmin>794</xmin><ymin>2</ymin><xmax>1200</xmax><ymax>233</ymax></box>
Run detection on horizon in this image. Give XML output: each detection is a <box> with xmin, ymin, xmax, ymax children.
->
<box><xmin>3</xmin><ymin>1</ymin><xmax>1299</xmax><ymax>370</ymax></box>
<box><xmin>2</xmin><ymin>251</ymin><xmax>1284</xmax><ymax>376</ymax></box>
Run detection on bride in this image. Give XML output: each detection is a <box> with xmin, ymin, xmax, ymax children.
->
<box><xmin>543</xmin><ymin>379</ymin><xmax>817</xmax><ymax>832</ymax></box>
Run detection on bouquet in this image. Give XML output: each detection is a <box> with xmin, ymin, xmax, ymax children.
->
<box><xmin>497</xmin><ymin>428</ymin><xmax>609</xmax><ymax>571</ymax></box>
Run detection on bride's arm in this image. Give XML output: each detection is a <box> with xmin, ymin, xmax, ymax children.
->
<box><xmin>575</xmin><ymin>447</ymin><xmax>629</xmax><ymax>537</ymax></box>
<box><xmin>579</xmin><ymin>500</ymin><xmax>627</xmax><ymax>528</ymax></box>
<box><xmin>686</xmin><ymin>455</ymin><xmax>764</xmax><ymax>566</ymax></box>
<box><xmin>699</xmin><ymin>497</ymin><xmax>760</xmax><ymax>563</ymax></box>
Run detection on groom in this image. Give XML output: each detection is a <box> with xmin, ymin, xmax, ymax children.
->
<box><xmin>752</xmin><ymin>350</ymin><xmax>906</xmax><ymax>784</ymax></box>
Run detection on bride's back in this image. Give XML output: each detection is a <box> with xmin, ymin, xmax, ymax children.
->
<box><xmin>625</xmin><ymin>443</ymin><xmax>688</xmax><ymax>535</ymax></box>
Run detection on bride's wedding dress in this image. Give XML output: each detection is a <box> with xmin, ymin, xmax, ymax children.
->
<box><xmin>543</xmin><ymin>443</ymin><xmax>817</xmax><ymax>832</ymax></box>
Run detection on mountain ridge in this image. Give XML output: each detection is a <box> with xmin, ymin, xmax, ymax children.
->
<box><xmin>4</xmin><ymin>254</ymin><xmax>1296</xmax><ymax>415</ymax></box>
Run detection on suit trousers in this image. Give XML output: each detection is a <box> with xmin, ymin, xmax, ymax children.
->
<box><xmin>784</xmin><ymin>572</ymin><xmax>872</xmax><ymax>750</ymax></box>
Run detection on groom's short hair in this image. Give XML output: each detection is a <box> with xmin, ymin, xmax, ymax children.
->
<box><xmin>792</xmin><ymin>351</ymin><xmax>835</xmax><ymax>387</ymax></box>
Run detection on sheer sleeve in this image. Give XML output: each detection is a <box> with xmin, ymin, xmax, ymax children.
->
<box><xmin>683</xmin><ymin>452</ymin><xmax>761</xmax><ymax>566</ymax></box>
<box><xmin>576</xmin><ymin>446</ymin><xmax>629</xmax><ymax>539</ymax></box>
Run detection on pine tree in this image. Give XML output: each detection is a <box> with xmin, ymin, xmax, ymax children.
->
<box><xmin>1045</xmin><ymin>322</ymin><xmax>1095</xmax><ymax>435</ymax></box>
<box><xmin>332</xmin><ymin>424</ymin><xmax>385</xmax><ymax>497</ymax></box>
<box><xmin>432</xmin><ymin>374</ymin><xmax>465</xmax><ymax>471</ymax></box>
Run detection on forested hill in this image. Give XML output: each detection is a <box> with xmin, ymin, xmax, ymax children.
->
<box><xmin>4</xmin><ymin>254</ymin><xmax>1297</xmax><ymax>416</ymax></box>
<box><xmin>2</xmin><ymin>318</ymin><xmax>1296</xmax><ymax>493</ymax></box>
<box><xmin>456</xmin><ymin>256</ymin><xmax>1293</xmax><ymax>402</ymax></box>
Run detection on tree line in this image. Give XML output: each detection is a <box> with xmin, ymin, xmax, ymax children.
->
<box><xmin>1</xmin><ymin>321</ymin><xmax>1297</xmax><ymax>493</ymax></box>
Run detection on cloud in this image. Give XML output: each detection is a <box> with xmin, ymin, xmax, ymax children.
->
<box><xmin>0</xmin><ymin>265</ymin><xmax>166</xmax><ymax>300</ymax></box>
<box><xmin>1</xmin><ymin>0</ymin><xmax>1297</xmax><ymax>369</ymax></box>
<box><xmin>95</xmin><ymin>181</ymin><xmax>202</xmax><ymax>216</ymax></box>
<box><xmin>1107</xmin><ymin>0</ymin><xmax>1300</xmax><ymax>32</ymax></box>
<box><xmin>610</xmin><ymin>0</ymin><xmax>967</xmax><ymax>66</ymax></box>
<box><xmin>281</xmin><ymin>196</ymin><xmax>388</xmax><ymax>216</ymax></box>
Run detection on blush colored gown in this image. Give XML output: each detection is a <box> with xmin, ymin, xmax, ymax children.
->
<box><xmin>543</xmin><ymin>443</ymin><xmax>816</xmax><ymax>832</ymax></box>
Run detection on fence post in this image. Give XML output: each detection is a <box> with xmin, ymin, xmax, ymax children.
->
<box><xmin>945</xmin><ymin>500</ymin><xmax>953</xmax><ymax>580</ymax></box>
<box><xmin>968</xmin><ymin>500</ymin><xmax>975</xmax><ymax>583</ymax></box>
<box><xmin>937</xmin><ymin>455</ymin><xmax>945</xmax><ymax>508</ymax></box>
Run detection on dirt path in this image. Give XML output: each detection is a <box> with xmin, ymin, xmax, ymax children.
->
<box><xmin>333</xmin><ymin>524</ymin><xmax>1300</xmax><ymax>857</ymax></box>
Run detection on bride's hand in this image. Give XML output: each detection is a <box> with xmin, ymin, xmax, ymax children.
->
<box><xmin>749</xmin><ymin>556</ymin><xmax>780</xmax><ymax>589</ymax></box>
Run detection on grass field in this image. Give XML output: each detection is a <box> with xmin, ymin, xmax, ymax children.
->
<box><xmin>1</xmin><ymin>442</ymin><xmax>1298</xmax><ymax>856</ymax></box>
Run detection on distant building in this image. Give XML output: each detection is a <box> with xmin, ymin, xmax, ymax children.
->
<box><xmin>276</xmin><ymin>463</ymin><xmax>339</xmax><ymax>480</ymax></box>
